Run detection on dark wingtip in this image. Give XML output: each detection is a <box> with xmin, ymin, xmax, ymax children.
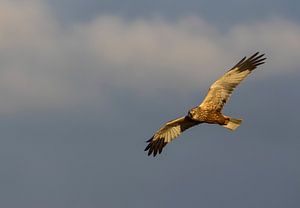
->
<box><xmin>144</xmin><ymin>137</ymin><xmax>167</xmax><ymax>157</ymax></box>
<box><xmin>235</xmin><ymin>52</ymin><xmax>266</xmax><ymax>72</ymax></box>
<box><xmin>146</xmin><ymin>138</ymin><xmax>153</xmax><ymax>143</ymax></box>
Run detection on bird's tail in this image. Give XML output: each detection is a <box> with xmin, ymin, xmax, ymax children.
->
<box><xmin>223</xmin><ymin>117</ymin><xmax>242</xmax><ymax>131</ymax></box>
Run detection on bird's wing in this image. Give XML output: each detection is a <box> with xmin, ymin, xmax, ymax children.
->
<box><xmin>199</xmin><ymin>52</ymin><xmax>266</xmax><ymax>111</ymax></box>
<box><xmin>145</xmin><ymin>116</ymin><xmax>199</xmax><ymax>156</ymax></box>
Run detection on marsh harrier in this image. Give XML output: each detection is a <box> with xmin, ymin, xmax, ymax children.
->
<box><xmin>145</xmin><ymin>52</ymin><xmax>266</xmax><ymax>156</ymax></box>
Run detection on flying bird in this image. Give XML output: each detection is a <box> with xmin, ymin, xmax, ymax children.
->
<box><xmin>145</xmin><ymin>52</ymin><xmax>266</xmax><ymax>156</ymax></box>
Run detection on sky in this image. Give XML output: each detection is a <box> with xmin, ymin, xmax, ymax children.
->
<box><xmin>0</xmin><ymin>0</ymin><xmax>299</xmax><ymax>207</ymax></box>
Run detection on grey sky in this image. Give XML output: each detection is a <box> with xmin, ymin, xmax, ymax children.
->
<box><xmin>0</xmin><ymin>0</ymin><xmax>299</xmax><ymax>207</ymax></box>
<box><xmin>47</xmin><ymin>0</ymin><xmax>300</xmax><ymax>27</ymax></box>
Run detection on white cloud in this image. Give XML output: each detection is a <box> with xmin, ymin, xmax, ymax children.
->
<box><xmin>0</xmin><ymin>0</ymin><xmax>299</xmax><ymax>114</ymax></box>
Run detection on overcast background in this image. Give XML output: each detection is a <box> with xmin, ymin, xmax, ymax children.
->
<box><xmin>0</xmin><ymin>0</ymin><xmax>300</xmax><ymax>207</ymax></box>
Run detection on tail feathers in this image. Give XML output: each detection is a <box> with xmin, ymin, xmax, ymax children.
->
<box><xmin>223</xmin><ymin>118</ymin><xmax>242</xmax><ymax>131</ymax></box>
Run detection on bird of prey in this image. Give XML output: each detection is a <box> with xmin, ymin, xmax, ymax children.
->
<box><xmin>145</xmin><ymin>52</ymin><xmax>266</xmax><ymax>156</ymax></box>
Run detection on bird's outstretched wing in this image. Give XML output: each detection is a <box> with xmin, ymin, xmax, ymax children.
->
<box><xmin>145</xmin><ymin>116</ymin><xmax>199</xmax><ymax>156</ymax></box>
<box><xmin>199</xmin><ymin>52</ymin><xmax>266</xmax><ymax>111</ymax></box>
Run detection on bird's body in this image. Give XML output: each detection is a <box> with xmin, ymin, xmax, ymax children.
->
<box><xmin>145</xmin><ymin>52</ymin><xmax>266</xmax><ymax>156</ymax></box>
<box><xmin>188</xmin><ymin>107</ymin><xmax>228</xmax><ymax>125</ymax></box>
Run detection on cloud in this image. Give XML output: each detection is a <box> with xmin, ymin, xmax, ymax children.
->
<box><xmin>0</xmin><ymin>0</ymin><xmax>299</xmax><ymax>114</ymax></box>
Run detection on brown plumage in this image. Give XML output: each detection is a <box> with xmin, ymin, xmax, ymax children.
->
<box><xmin>145</xmin><ymin>52</ymin><xmax>266</xmax><ymax>156</ymax></box>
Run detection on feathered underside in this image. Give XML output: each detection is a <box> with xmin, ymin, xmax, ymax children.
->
<box><xmin>145</xmin><ymin>116</ymin><xmax>199</xmax><ymax>156</ymax></box>
<box><xmin>199</xmin><ymin>52</ymin><xmax>266</xmax><ymax>111</ymax></box>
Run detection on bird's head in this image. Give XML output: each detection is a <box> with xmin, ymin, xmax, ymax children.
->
<box><xmin>188</xmin><ymin>107</ymin><xmax>197</xmax><ymax>118</ymax></box>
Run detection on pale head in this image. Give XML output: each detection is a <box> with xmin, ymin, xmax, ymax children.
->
<box><xmin>188</xmin><ymin>107</ymin><xmax>198</xmax><ymax>119</ymax></box>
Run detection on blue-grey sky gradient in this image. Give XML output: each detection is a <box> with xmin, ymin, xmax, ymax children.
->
<box><xmin>47</xmin><ymin>0</ymin><xmax>300</xmax><ymax>28</ymax></box>
<box><xmin>0</xmin><ymin>0</ymin><xmax>299</xmax><ymax>207</ymax></box>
